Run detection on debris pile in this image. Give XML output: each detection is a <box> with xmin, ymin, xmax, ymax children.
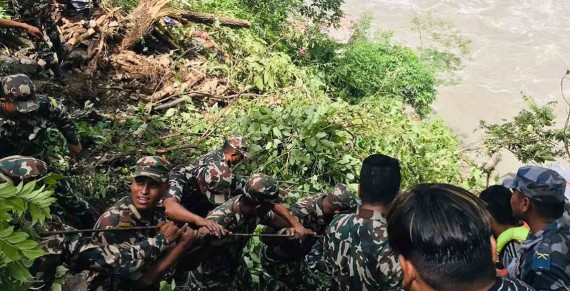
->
<box><xmin>51</xmin><ymin>0</ymin><xmax>250</xmax><ymax>109</ymax></box>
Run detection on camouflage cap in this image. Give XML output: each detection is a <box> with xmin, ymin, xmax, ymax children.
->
<box><xmin>327</xmin><ymin>183</ymin><xmax>358</xmax><ymax>211</ymax></box>
<box><xmin>503</xmin><ymin>165</ymin><xmax>566</xmax><ymax>203</ymax></box>
<box><xmin>198</xmin><ymin>160</ymin><xmax>233</xmax><ymax>201</ymax></box>
<box><xmin>226</xmin><ymin>134</ymin><xmax>250</xmax><ymax>158</ymax></box>
<box><xmin>0</xmin><ymin>155</ymin><xmax>48</xmax><ymax>182</ymax></box>
<box><xmin>1</xmin><ymin>74</ymin><xmax>39</xmax><ymax>113</ymax></box>
<box><xmin>244</xmin><ymin>173</ymin><xmax>283</xmax><ymax>204</ymax></box>
<box><xmin>134</xmin><ymin>156</ymin><xmax>171</xmax><ymax>183</ymax></box>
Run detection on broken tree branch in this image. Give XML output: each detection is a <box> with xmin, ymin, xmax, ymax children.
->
<box><xmin>176</xmin><ymin>11</ymin><xmax>251</xmax><ymax>29</ymax></box>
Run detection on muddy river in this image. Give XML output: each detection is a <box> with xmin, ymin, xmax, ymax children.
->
<box><xmin>333</xmin><ymin>0</ymin><xmax>570</xmax><ymax>175</ymax></box>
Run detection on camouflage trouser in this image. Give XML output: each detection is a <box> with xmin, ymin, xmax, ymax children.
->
<box><xmin>186</xmin><ymin>258</ymin><xmax>252</xmax><ymax>291</ymax></box>
<box><xmin>9</xmin><ymin>0</ymin><xmax>66</xmax><ymax>69</ymax></box>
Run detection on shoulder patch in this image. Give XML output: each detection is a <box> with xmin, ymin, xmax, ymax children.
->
<box><xmin>532</xmin><ymin>243</ymin><xmax>551</xmax><ymax>271</ymax></box>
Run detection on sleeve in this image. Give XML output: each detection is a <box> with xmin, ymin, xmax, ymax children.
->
<box><xmin>501</xmin><ymin>241</ymin><xmax>519</xmax><ymax>271</ymax></box>
<box><xmin>166</xmin><ymin>165</ymin><xmax>191</xmax><ymax>202</ymax></box>
<box><xmin>67</xmin><ymin>234</ymin><xmax>170</xmax><ymax>277</ymax></box>
<box><xmin>47</xmin><ymin>97</ymin><xmax>81</xmax><ymax>145</ymax></box>
<box><xmin>230</xmin><ymin>175</ymin><xmax>247</xmax><ymax>196</ymax></box>
<box><xmin>522</xmin><ymin>244</ymin><xmax>570</xmax><ymax>291</ymax></box>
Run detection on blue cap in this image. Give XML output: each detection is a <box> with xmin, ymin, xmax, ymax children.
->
<box><xmin>503</xmin><ymin>166</ymin><xmax>566</xmax><ymax>203</ymax></box>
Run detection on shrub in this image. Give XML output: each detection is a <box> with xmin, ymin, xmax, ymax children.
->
<box><xmin>327</xmin><ymin>40</ymin><xmax>437</xmax><ymax>116</ymax></box>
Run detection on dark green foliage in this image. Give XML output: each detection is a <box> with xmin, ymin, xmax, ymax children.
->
<box><xmin>327</xmin><ymin>40</ymin><xmax>437</xmax><ymax>116</ymax></box>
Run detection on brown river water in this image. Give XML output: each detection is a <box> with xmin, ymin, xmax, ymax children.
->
<box><xmin>331</xmin><ymin>0</ymin><xmax>570</xmax><ymax>175</ymax></box>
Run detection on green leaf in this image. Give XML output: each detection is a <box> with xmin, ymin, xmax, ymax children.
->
<box><xmin>272</xmin><ymin>127</ymin><xmax>282</xmax><ymax>139</ymax></box>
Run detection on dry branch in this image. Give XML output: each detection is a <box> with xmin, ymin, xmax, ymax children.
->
<box><xmin>177</xmin><ymin>11</ymin><xmax>251</xmax><ymax>29</ymax></box>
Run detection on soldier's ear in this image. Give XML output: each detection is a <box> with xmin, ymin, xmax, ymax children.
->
<box><xmin>521</xmin><ymin>196</ymin><xmax>531</xmax><ymax>212</ymax></box>
<box><xmin>398</xmin><ymin>254</ymin><xmax>416</xmax><ymax>289</ymax></box>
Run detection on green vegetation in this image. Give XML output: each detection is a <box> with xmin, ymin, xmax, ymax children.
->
<box><xmin>0</xmin><ymin>0</ymin><xmax>478</xmax><ymax>289</ymax></box>
<box><xmin>481</xmin><ymin>95</ymin><xmax>570</xmax><ymax>164</ymax></box>
<box><xmin>0</xmin><ymin>180</ymin><xmax>56</xmax><ymax>289</ymax></box>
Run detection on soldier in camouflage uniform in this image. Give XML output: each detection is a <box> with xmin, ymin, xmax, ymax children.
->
<box><xmin>0</xmin><ymin>156</ymin><xmax>193</xmax><ymax>290</ymax></box>
<box><xmin>83</xmin><ymin>156</ymin><xmax>199</xmax><ymax>290</ymax></box>
<box><xmin>505</xmin><ymin>166</ymin><xmax>570</xmax><ymax>290</ymax></box>
<box><xmin>325</xmin><ymin>154</ymin><xmax>403</xmax><ymax>290</ymax></box>
<box><xmin>164</xmin><ymin>158</ymin><xmax>246</xmax><ymax>236</ymax></box>
<box><xmin>0</xmin><ymin>74</ymin><xmax>81</xmax><ymax>158</ymax></box>
<box><xmin>5</xmin><ymin>0</ymin><xmax>67</xmax><ymax>78</ymax></box>
<box><xmin>186</xmin><ymin>174</ymin><xmax>294</xmax><ymax>290</ymax></box>
<box><xmin>0</xmin><ymin>73</ymin><xmax>91</xmax><ymax>227</ymax></box>
<box><xmin>198</xmin><ymin>133</ymin><xmax>251</xmax><ymax>167</ymax></box>
<box><xmin>260</xmin><ymin>183</ymin><xmax>358</xmax><ymax>291</ymax></box>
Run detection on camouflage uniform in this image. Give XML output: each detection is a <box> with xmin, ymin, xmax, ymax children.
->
<box><xmin>260</xmin><ymin>184</ymin><xmax>358</xmax><ymax>291</ymax></box>
<box><xmin>0</xmin><ymin>74</ymin><xmax>90</xmax><ymax>226</ymax></box>
<box><xmin>0</xmin><ymin>155</ymin><xmax>48</xmax><ymax>182</ymax></box>
<box><xmin>0</xmin><ymin>74</ymin><xmax>80</xmax><ymax>158</ymax></box>
<box><xmin>6</xmin><ymin>0</ymin><xmax>66</xmax><ymax>73</ymax></box>
<box><xmin>503</xmin><ymin>166</ymin><xmax>570</xmax><ymax>290</ymax></box>
<box><xmin>186</xmin><ymin>174</ymin><xmax>282</xmax><ymax>290</ymax></box>
<box><xmin>325</xmin><ymin>207</ymin><xmax>403</xmax><ymax>290</ymax></box>
<box><xmin>83</xmin><ymin>156</ymin><xmax>173</xmax><ymax>290</ymax></box>
<box><xmin>1</xmin><ymin>156</ymin><xmax>174</xmax><ymax>290</ymax></box>
<box><xmin>198</xmin><ymin>134</ymin><xmax>251</xmax><ymax>167</ymax></box>
<box><xmin>167</xmin><ymin>159</ymin><xmax>247</xmax><ymax>218</ymax></box>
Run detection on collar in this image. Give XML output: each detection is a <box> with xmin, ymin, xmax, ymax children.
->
<box><xmin>118</xmin><ymin>195</ymin><xmax>152</xmax><ymax>225</ymax></box>
<box><xmin>356</xmin><ymin>206</ymin><xmax>386</xmax><ymax>221</ymax></box>
<box><xmin>521</xmin><ymin>214</ymin><xmax>570</xmax><ymax>250</ymax></box>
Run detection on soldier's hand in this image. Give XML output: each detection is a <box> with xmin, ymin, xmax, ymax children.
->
<box><xmin>292</xmin><ymin>225</ymin><xmax>313</xmax><ymax>239</ymax></box>
<box><xmin>68</xmin><ymin>144</ymin><xmax>83</xmax><ymax>159</ymax></box>
<box><xmin>197</xmin><ymin>218</ymin><xmax>228</xmax><ymax>237</ymax></box>
<box><xmin>158</xmin><ymin>221</ymin><xmax>181</xmax><ymax>244</ymax></box>
<box><xmin>24</xmin><ymin>24</ymin><xmax>43</xmax><ymax>40</ymax></box>
<box><xmin>178</xmin><ymin>224</ymin><xmax>197</xmax><ymax>249</ymax></box>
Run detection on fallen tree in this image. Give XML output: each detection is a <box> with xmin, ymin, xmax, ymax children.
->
<box><xmin>53</xmin><ymin>0</ymin><xmax>250</xmax><ymax>109</ymax></box>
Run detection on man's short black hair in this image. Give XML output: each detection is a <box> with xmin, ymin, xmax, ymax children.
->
<box><xmin>387</xmin><ymin>184</ymin><xmax>495</xmax><ymax>291</ymax></box>
<box><xmin>359</xmin><ymin>154</ymin><xmax>400</xmax><ymax>205</ymax></box>
<box><xmin>479</xmin><ymin>185</ymin><xmax>519</xmax><ymax>226</ymax></box>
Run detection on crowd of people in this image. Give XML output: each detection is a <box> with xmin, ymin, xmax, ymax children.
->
<box><xmin>0</xmin><ymin>74</ymin><xmax>570</xmax><ymax>290</ymax></box>
<box><xmin>1</xmin><ymin>4</ymin><xmax>570</xmax><ymax>289</ymax></box>
<box><xmin>1</xmin><ymin>71</ymin><xmax>570</xmax><ymax>291</ymax></box>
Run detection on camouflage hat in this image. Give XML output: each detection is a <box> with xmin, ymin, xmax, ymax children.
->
<box><xmin>198</xmin><ymin>160</ymin><xmax>233</xmax><ymax>202</ymax></box>
<box><xmin>134</xmin><ymin>156</ymin><xmax>171</xmax><ymax>183</ymax></box>
<box><xmin>1</xmin><ymin>74</ymin><xmax>39</xmax><ymax>113</ymax></box>
<box><xmin>226</xmin><ymin>134</ymin><xmax>250</xmax><ymax>158</ymax></box>
<box><xmin>327</xmin><ymin>183</ymin><xmax>358</xmax><ymax>211</ymax></box>
<box><xmin>0</xmin><ymin>155</ymin><xmax>48</xmax><ymax>182</ymax></box>
<box><xmin>244</xmin><ymin>173</ymin><xmax>283</xmax><ymax>204</ymax></box>
<box><xmin>503</xmin><ymin>165</ymin><xmax>566</xmax><ymax>203</ymax></box>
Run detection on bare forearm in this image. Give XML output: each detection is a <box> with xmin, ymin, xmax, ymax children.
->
<box><xmin>266</xmin><ymin>212</ymin><xmax>290</xmax><ymax>229</ymax></box>
<box><xmin>164</xmin><ymin>198</ymin><xmax>204</xmax><ymax>225</ymax></box>
<box><xmin>273</xmin><ymin>204</ymin><xmax>301</xmax><ymax>228</ymax></box>
<box><xmin>0</xmin><ymin>19</ymin><xmax>28</xmax><ymax>29</ymax></box>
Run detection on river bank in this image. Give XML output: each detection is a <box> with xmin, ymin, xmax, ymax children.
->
<box><xmin>330</xmin><ymin>0</ymin><xmax>570</xmax><ymax>175</ymax></box>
